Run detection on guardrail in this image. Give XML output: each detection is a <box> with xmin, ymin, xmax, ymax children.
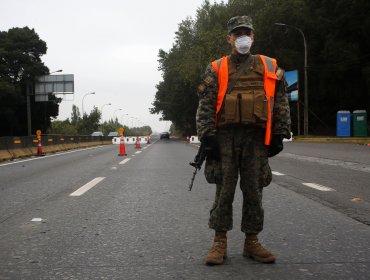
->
<box><xmin>0</xmin><ymin>135</ymin><xmax>113</xmax><ymax>161</ymax></box>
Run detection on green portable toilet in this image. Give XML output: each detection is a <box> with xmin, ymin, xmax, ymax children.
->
<box><xmin>352</xmin><ymin>110</ymin><xmax>368</xmax><ymax>137</ymax></box>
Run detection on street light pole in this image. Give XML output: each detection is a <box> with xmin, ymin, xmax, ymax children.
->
<box><xmin>121</xmin><ymin>113</ymin><xmax>128</xmax><ymax>126</ymax></box>
<box><xmin>100</xmin><ymin>103</ymin><xmax>112</xmax><ymax>122</ymax></box>
<box><xmin>26</xmin><ymin>84</ymin><xmax>32</xmax><ymax>136</ymax></box>
<box><xmin>113</xmin><ymin>109</ymin><xmax>122</xmax><ymax>121</ymax></box>
<box><xmin>275</xmin><ymin>22</ymin><xmax>309</xmax><ymax>135</ymax></box>
<box><xmin>82</xmin><ymin>92</ymin><xmax>95</xmax><ymax>116</ymax></box>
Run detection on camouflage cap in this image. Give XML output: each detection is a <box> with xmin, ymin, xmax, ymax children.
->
<box><xmin>227</xmin><ymin>15</ymin><xmax>254</xmax><ymax>33</ymax></box>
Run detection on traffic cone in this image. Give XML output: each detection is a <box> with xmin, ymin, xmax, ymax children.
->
<box><xmin>37</xmin><ymin>138</ymin><xmax>44</xmax><ymax>156</ymax></box>
<box><xmin>186</xmin><ymin>136</ymin><xmax>190</xmax><ymax>144</ymax></box>
<box><xmin>118</xmin><ymin>136</ymin><xmax>127</xmax><ymax>156</ymax></box>
<box><xmin>135</xmin><ymin>136</ymin><xmax>141</xmax><ymax>149</ymax></box>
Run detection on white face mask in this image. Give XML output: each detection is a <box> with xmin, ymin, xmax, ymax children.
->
<box><xmin>234</xmin><ymin>35</ymin><xmax>252</xmax><ymax>55</ymax></box>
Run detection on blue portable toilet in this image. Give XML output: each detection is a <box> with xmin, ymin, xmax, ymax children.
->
<box><xmin>336</xmin><ymin>110</ymin><xmax>351</xmax><ymax>136</ymax></box>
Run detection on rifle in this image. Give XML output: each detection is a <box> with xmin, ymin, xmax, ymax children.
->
<box><xmin>188</xmin><ymin>142</ymin><xmax>206</xmax><ymax>191</ymax></box>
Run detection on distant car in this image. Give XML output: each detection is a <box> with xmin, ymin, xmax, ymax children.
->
<box><xmin>108</xmin><ymin>131</ymin><xmax>119</xmax><ymax>137</ymax></box>
<box><xmin>91</xmin><ymin>131</ymin><xmax>104</xmax><ymax>136</ymax></box>
<box><xmin>160</xmin><ymin>132</ymin><xmax>170</xmax><ymax>139</ymax></box>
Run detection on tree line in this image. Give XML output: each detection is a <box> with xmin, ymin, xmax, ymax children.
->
<box><xmin>151</xmin><ymin>0</ymin><xmax>370</xmax><ymax>136</ymax></box>
<box><xmin>48</xmin><ymin>105</ymin><xmax>152</xmax><ymax>136</ymax></box>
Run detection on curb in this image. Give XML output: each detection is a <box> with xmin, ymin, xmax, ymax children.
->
<box><xmin>0</xmin><ymin>149</ymin><xmax>13</xmax><ymax>161</ymax></box>
<box><xmin>293</xmin><ymin>137</ymin><xmax>370</xmax><ymax>143</ymax></box>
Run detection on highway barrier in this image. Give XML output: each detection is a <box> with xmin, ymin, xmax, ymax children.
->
<box><xmin>0</xmin><ymin>135</ymin><xmax>112</xmax><ymax>161</ymax></box>
<box><xmin>112</xmin><ymin>136</ymin><xmax>149</xmax><ymax>144</ymax></box>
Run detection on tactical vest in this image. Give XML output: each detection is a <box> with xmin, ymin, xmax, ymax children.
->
<box><xmin>212</xmin><ymin>54</ymin><xmax>278</xmax><ymax>145</ymax></box>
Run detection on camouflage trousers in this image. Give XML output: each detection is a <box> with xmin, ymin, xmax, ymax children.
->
<box><xmin>208</xmin><ymin>126</ymin><xmax>272</xmax><ymax>234</ymax></box>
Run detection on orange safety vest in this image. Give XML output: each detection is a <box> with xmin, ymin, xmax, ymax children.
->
<box><xmin>211</xmin><ymin>55</ymin><xmax>278</xmax><ymax>145</ymax></box>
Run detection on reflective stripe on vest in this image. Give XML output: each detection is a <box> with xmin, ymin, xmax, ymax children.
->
<box><xmin>211</xmin><ymin>55</ymin><xmax>278</xmax><ymax>145</ymax></box>
<box><xmin>211</xmin><ymin>56</ymin><xmax>228</xmax><ymax>117</ymax></box>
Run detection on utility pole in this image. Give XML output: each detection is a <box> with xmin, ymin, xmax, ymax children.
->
<box><xmin>275</xmin><ymin>23</ymin><xmax>309</xmax><ymax>135</ymax></box>
<box><xmin>26</xmin><ymin>84</ymin><xmax>32</xmax><ymax>136</ymax></box>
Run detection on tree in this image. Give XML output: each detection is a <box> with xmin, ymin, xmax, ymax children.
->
<box><xmin>48</xmin><ymin>119</ymin><xmax>78</xmax><ymax>135</ymax></box>
<box><xmin>151</xmin><ymin>0</ymin><xmax>370</xmax><ymax>136</ymax></box>
<box><xmin>99</xmin><ymin>118</ymin><xmax>122</xmax><ymax>136</ymax></box>
<box><xmin>77</xmin><ymin>106</ymin><xmax>101</xmax><ymax>135</ymax></box>
<box><xmin>71</xmin><ymin>105</ymin><xmax>81</xmax><ymax>126</ymax></box>
<box><xmin>0</xmin><ymin>26</ymin><xmax>60</xmax><ymax>136</ymax></box>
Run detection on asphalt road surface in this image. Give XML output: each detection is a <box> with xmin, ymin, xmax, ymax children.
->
<box><xmin>0</xmin><ymin>139</ymin><xmax>369</xmax><ymax>279</ymax></box>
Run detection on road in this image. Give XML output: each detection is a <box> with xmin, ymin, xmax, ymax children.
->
<box><xmin>0</xmin><ymin>139</ymin><xmax>369</xmax><ymax>279</ymax></box>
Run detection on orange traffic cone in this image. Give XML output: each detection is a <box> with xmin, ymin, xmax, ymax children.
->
<box><xmin>37</xmin><ymin>138</ymin><xmax>44</xmax><ymax>156</ymax></box>
<box><xmin>118</xmin><ymin>136</ymin><xmax>127</xmax><ymax>156</ymax></box>
<box><xmin>135</xmin><ymin>136</ymin><xmax>141</xmax><ymax>149</ymax></box>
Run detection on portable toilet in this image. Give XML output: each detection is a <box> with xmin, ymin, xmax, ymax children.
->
<box><xmin>336</xmin><ymin>110</ymin><xmax>351</xmax><ymax>137</ymax></box>
<box><xmin>352</xmin><ymin>110</ymin><xmax>368</xmax><ymax>137</ymax></box>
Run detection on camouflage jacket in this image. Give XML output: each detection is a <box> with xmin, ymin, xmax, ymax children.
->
<box><xmin>196</xmin><ymin>53</ymin><xmax>291</xmax><ymax>141</ymax></box>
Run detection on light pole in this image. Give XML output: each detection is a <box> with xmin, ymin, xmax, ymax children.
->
<box><xmin>275</xmin><ymin>22</ymin><xmax>309</xmax><ymax>135</ymax></box>
<box><xmin>129</xmin><ymin>117</ymin><xmax>134</xmax><ymax>128</ymax></box>
<box><xmin>121</xmin><ymin>113</ymin><xmax>128</xmax><ymax>126</ymax></box>
<box><xmin>113</xmin><ymin>109</ymin><xmax>122</xmax><ymax>121</ymax></box>
<box><xmin>100</xmin><ymin>103</ymin><xmax>112</xmax><ymax>122</ymax></box>
<box><xmin>82</xmin><ymin>92</ymin><xmax>95</xmax><ymax>116</ymax></box>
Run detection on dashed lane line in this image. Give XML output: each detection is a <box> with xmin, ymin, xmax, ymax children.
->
<box><xmin>302</xmin><ymin>182</ymin><xmax>334</xmax><ymax>192</ymax></box>
<box><xmin>135</xmin><ymin>151</ymin><xmax>142</xmax><ymax>154</ymax></box>
<box><xmin>272</xmin><ymin>170</ymin><xmax>335</xmax><ymax>192</ymax></box>
<box><xmin>272</xmin><ymin>171</ymin><xmax>285</xmax><ymax>176</ymax></box>
<box><xmin>119</xmin><ymin>158</ymin><xmax>131</xmax><ymax>165</ymax></box>
<box><xmin>69</xmin><ymin>177</ymin><xmax>105</xmax><ymax>196</ymax></box>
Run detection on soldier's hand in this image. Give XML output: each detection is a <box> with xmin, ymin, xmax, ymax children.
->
<box><xmin>202</xmin><ymin>135</ymin><xmax>220</xmax><ymax>161</ymax></box>
<box><xmin>268</xmin><ymin>134</ymin><xmax>284</xmax><ymax>157</ymax></box>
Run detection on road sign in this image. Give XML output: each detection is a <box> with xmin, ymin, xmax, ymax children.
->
<box><xmin>36</xmin><ymin>130</ymin><xmax>42</xmax><ymax>138</ymax></box>
<box><xmin>35</xmin><ymin>74</ymin><xmax>74</xmax><ymax>102</ymax></box>
<box><xmin>119</xmin><ymin>127</ymin><xmax>125</xmax><ymax>136</ymax></box>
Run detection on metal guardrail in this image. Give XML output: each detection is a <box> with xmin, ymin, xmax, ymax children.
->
<box><xmin>0</xmin><ymin>135</ymin><xmax>112</xmax><ymax>150</ymax></box>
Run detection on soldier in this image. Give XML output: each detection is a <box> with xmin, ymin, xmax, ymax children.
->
<box><xmin>196</xmin><ymin>15</ymin><xmax>291</xmax><ymax>265</ymax></box>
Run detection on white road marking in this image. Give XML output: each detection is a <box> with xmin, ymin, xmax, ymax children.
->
<box><xmin>111</xmin><ymin>166</ymin><xmax>117</xmax><ymax>170</ymax></box>
<box><xmin>135</xmin><ymin>151</ymin><xmax>142</xmax><ymax>154</ymax></box>
<box><xmin>119</xmin><ymin>158</ymin><xmax>131</xmax><ymax>165</ymax></box>
<box><xmin>31</xmin><ymin>218</ymin><xmax>43</xmax><ymax>222</ymax></box>
<box><xmin>70</xmin><ymin>177</ymin><xmax>105</xmax><ymax>196</ymax></box>
<box><xmin>302</xmin><ymin>183</ymin><xmax>334</xmax><ymax>192</ymax></box>
<box><xmin>0</xmin><ymin>145</ymin><xmax>106</xmax><ymax>167</ymax></box>
<box><xmin>272</xmin><ymin>171</ymin><xmax>285</xmax><ymax>176</ymax></box>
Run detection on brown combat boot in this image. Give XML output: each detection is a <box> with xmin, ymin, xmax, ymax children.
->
<box><xmin>243</xmin><ymin>234</ymin><xmax>276</xmax><ymax>263</ymax></box>
<box><xmin>205</xmin><ymin>231</ymin><xmax>227</xmax><ymax>265</ymax></box>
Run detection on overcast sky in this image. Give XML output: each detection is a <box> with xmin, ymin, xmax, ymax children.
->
<box><xmin>1</xmin><ymin>0</ymin><xmax>222</xmax><ymax>133</ymax></box>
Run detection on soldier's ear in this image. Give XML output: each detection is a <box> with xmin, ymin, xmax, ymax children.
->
<box><xmin>226</xmin><ymin>34</ymin><xmax>232</xmax><ymax>44</ymax></box>
<box><xmin>250</xmin><ymin>32</ymin><xmax>255</xmax><ymax>42</ymax></box>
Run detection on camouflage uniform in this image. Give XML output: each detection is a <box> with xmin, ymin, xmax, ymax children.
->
<box><xmin>196</xmin><ymin>52</ymin><xmax>291</xmax><ymax>234</ymax></box>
